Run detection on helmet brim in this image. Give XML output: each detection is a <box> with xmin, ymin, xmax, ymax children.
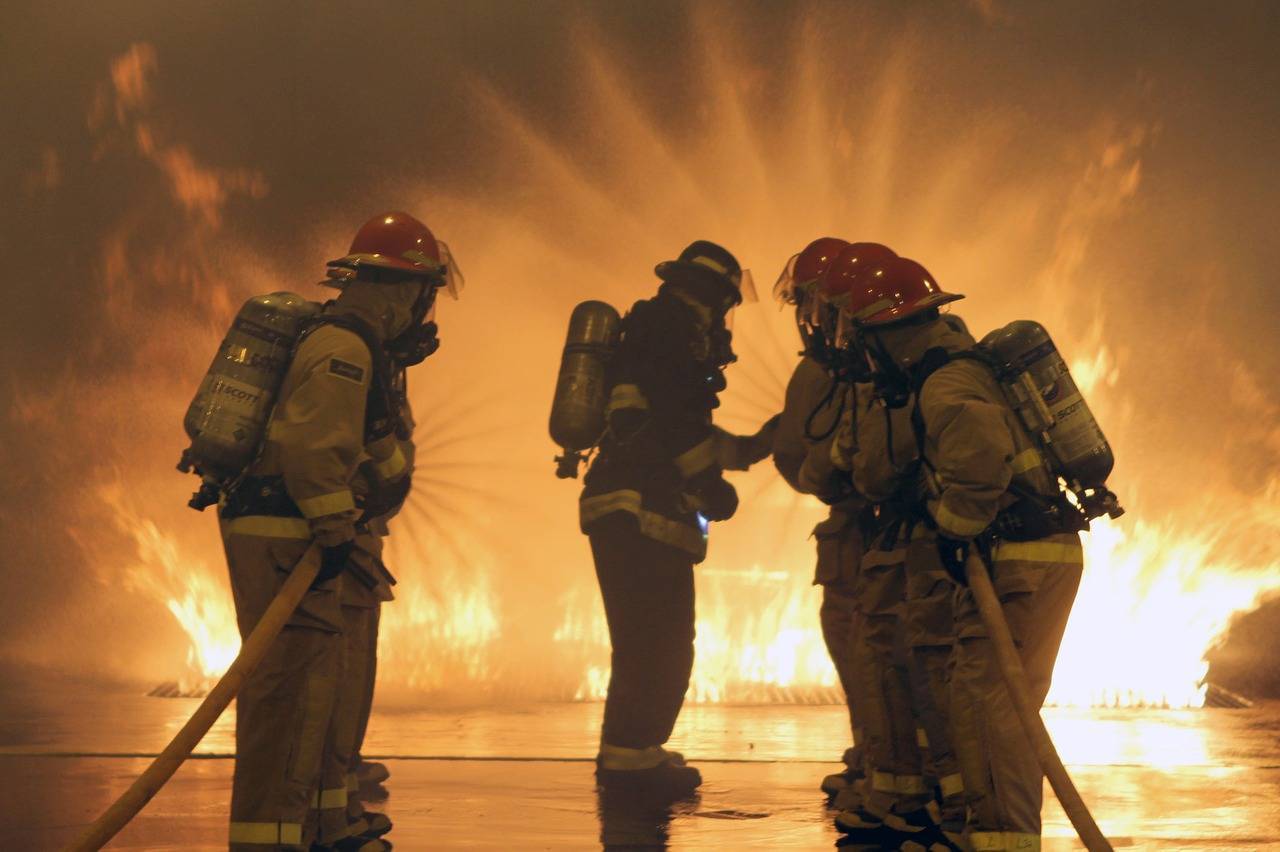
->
<box><xmin>858</xmin><ymin>292</ymin><xmax>965</xmax><ymax>327</ymax></box>
<box><xmin>326</xmin><ymin>253</ymin><xmax>445</xmax><ymax>278</ymax></box>
<box><xmin>655</xmin><ymin>260</ymin><xmax>752</xmax><ymax>304</ymax></box>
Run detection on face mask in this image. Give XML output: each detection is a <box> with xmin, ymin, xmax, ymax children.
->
<box><xmin>710</xmin><ymin>323</ymin><xmax>737</xmax><ymax>368</ymax></box>
<box><xmin>387</xmin><ymin>320</ymin><xmax>439</xmax><ymax>367</ymax></box>
<box><xmin>386</xmin><ymin>283</ymin><xmax>440</xmax><ymax>367</ymax></box>
<box><xmin>865</xmin><ymin>331</ymin><xmax>911</xmax><ymax>408</ymax></box>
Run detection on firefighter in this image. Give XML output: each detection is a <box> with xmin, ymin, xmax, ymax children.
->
<box><xmin>770</xmin><ymin>236</ymin><xmax>868</xmax><ymax>798</ymax></box>
<box><xmin>218</xmin><ymin>211</ymin><xmax>458</xmax><ymax>852</ymax></box>
<box><xmin>843</xmin><ymin>313</ymin><xmax>973</xmax><ymax>845</ymax></box>
<box><xmin>835</xmin><ymin>255</ymin><xmax>1085</xmax><ymax>851</ymax></box>
<box><xmin>814</xmin><ymin>245</ymin><xmax>966</xmax><ymax>848</ymax></box>
<box><xmin>580</xmin><ymin>240</ymin><xmax>762</xmax><ymax>797</ymax></box>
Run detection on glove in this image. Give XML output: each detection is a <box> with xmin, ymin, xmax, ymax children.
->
<box><xmin>690</xmin><ymin>476</ymin><xmax>738</xmax><ymax>522</ymax></box>
<box><xmin>315</xmin><ymin>541</ymin><xmax>354</xmax><ymax>587</ymax></box>
<box><xmin>936</xmin><ymin>535</ymin><xmax>970</xmax><ymax>586</ymax></box>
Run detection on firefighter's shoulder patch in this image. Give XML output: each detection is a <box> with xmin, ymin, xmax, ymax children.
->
<box><xmin>328</xmin><ymin>358</ymin><xmax>366</xmax><ymax>384</ymax></box>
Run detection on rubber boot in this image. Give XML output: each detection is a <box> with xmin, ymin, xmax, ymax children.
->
<box><xmin>596</xmin><ymin>745</ymin><xmax>701</xmax><ymax>799</ymax></box>
<box><xmin>355</xmin><ymin>760</ymin><xmax>390</xmax><ymax>788</ymax></box>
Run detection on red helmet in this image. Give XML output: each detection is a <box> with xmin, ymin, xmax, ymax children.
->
<box><xmin>326</xmin><ymin>211</ymin><xmax>464</xmax><ymax>296</ymax></box>
<box><xmin>818</xmin><ymin>242</ymin><xmax>899</xmax><ymax>309</ymax></box>
<box><xmin>773</xmin><ymin>237</ymin><xmax>848</xmax><ymax>305</ymax></box>
<box><xmin>837</xmin><ymin>255</ymin><xmax>963</xmax><ymax>327</ymax></box>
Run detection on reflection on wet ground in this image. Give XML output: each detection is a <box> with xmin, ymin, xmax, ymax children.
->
<box><xmin>2</xmin><ymin>675</ymin><xmax>1278</xmax><ymax>849</ymax></box>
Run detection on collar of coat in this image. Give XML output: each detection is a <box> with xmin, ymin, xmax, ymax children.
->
<box><xmin>867</xmin><ymin>316</ymin><xmax>976</xmax><ymax>372</ymax></box>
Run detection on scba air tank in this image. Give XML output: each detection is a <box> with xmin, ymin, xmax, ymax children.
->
<box><xmin>982</xmin><ymin>320</ymin><xmax>1116</xmax><ymax>493</ymax></box>
<box><xmin>549</xmin><ymin>300</ymin><xmax>621</xmax><ymax>478</ymax></box>
<box><xmin>181</xmin><ymin>292</ymin><xmax>320</xmax><ymax>492</ymax></box>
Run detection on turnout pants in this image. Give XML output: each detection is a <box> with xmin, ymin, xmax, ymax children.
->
<box><xmin>352</xmin><ymin>602</ymin><xmax>381</xmax><ymax>768</ymax></box>
<box><xmin>904</xmin><ymin>529</ymin><xmax>964</xmax><ymax>808</ymax></box>
<box><xmin>317</xmin><ymin>532</ymin><xmax>388</xmax><ymax>842</ymax></box>
<box><xmin>221</xmin><ymin>524</ymin><xmax>342</xmax><ymax>852</ymax></box>
<box><xmin>589</xmin><ymin>515</ymin><xmax>696</xmax><ymax>751</ymax></box>
<box><xmin>315</xmin><ymin>602</ymin><xmax>379</xmax><ymax>841</ymax></box>
<box><xmin>951</xmin><ymin>534</ymin><xmax>1083</xmax><ymax>850</ymax></box>
<box><xmin>853</xmin><ymin>542</ymin><xmax>927</xmax><ymax>815</ymax></box>
<box><xmin>813</xmin><ymin>510</ymin><xmax>865</xmax><ymax>766</ymax></box>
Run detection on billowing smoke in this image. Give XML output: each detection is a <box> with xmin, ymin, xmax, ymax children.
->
<box><xmin>3</xmin><ymin>2</ymin><xmax>1278</xmax><ymax>701</ymax></box>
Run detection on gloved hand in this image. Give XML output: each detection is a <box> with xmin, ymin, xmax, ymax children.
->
<box><xmin>315</xmin><ymin>541</ymin><xmax>354</xmax><ymax>587</ymax></box>
<box><xmin>690</xmin><ymin>475</ymin><xmax>738</xmax><ymax>522</ymax></box>
<box><xmin>936</xmin><ymin>535</ymin><xmax>970</xmax><ymax>586</ymax></box>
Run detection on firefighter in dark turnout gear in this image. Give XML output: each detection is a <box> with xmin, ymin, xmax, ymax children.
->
<box><xmin>580</xmin><ymin>241</ymin><xmax>754</xmax><ymax>796</ymax></box>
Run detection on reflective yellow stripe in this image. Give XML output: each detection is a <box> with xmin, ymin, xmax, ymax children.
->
<box><xmin>224</xmin><ymin>515</ymin><xmax>311</xmax><ymax>539</ymax></box>
<box><xmin>606</xmin><ymin>383</ymin><xmax>649</xmax><ymax>413</ymax></box>
<box><xmin>374</xmin><ymin>445</ymin><xmax>407</xmax><ymax>480</ymax></box>
<box><xmin>690</xmin><ymin>255</ymin><xmax>728</xmax><ymax>275</ymax></box>
<box><xmin>580</xmin><ymin>489</ymin><xmax>644</xmax><ymax>525</ymax></box>
<box><xmin>580</xmin><ymin>490</ymin><xmax>707</xmax><ymax>557</ymax></box>
<box><xmin>313</xmin><ymin>785</ymin><xmax>349</xmax><ymax>809</ymax></box>
<box><xmin>228</xmin><ymin>821</ymin><xmax>303</xmax><ymax>845</ymax></box>
<box><xmin>915</xmin><ymin>727</ymin><xmax>929</xmax><ymax>749</ymax></box>
<box><xmin>970</xmin><ymin>831</ymin><xmax>1041</xmax><ymax>851</ymax></box>
<box><xmin>894</xmin><ymin>774</ymin><xmax>927</xmax><ymax>795</ymax></box>
<box><xmin>871</xmin><ymin>770</ymin><xmax>896</xmax><ymax>793</ymax></box>
<box><xmin>296</xmin><ymin>489</ymin><xmax>356</xmax><ymax>519</ymax></box>
<box><xmin>599</xmin><ymin>743</ymin><xmax>667</xmax><ymax>770</ymax></box>
<box><xmin>637</xmin><ymin>510</ymin><xmax>707</xmax><ymax>557</ymax></box>
<box><xmin>993</xmin><ymin>538</ymin><xmax>1083</xmax><ymax>564</ymax></box>
<box><xmin>1010</xmin><ymin>447</ymin><xmax>1044</xmax><ymax>475</ymax></box>
<box><xmin>932</xmin><ymin>501</ymin><xmax>990</xmax><ymax>537</ymax></box>
<box><xmin>674</xmin><ymin>438</ymin><xmax>716</xmax><ymax>478</ymax></box>
<box><xmin>939</xmin><ymin>772</ymin><xmax>965</xmax><ymax>799</ymax></box>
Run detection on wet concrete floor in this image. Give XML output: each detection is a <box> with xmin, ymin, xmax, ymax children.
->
<box><xmin>2</xmin><ymin>676</ymin><xmax>1278</xmax><ymax>849</ymax></box>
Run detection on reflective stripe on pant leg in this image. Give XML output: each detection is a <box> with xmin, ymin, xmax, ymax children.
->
<box><xmin>229</xmin><ymin>822</ymin><xmax>303</xmax><ymax>845</ymax></box>
<box><xmin>599</xmin><ymin>743</ymin><xmax>669</xmax><ymax>770</ymax></box>
<box><xmin>939</xmin><ymin>771</ymin><xmax>965</xmax><ymax>799</ymax></box>
<box><xmin>314</xmin><ymin>783</ymin><xmax>353</xmax><ymax>842</ymax></box>
<box><xmin>969</xmin><ymin>830</ymin><xmax>1041</xmax><ymax>851</ymax></box>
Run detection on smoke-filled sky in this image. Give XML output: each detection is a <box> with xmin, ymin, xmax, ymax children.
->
<box><xmin>3</xmin><ymin>1</ymin><xmax>1279</xmax><ymax>693</ymax></box>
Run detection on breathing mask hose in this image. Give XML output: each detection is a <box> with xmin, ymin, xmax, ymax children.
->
<box><xmin>803</xmin><ymin>376</ymin><xmax>846</xmax><ymax>442</ymax></box>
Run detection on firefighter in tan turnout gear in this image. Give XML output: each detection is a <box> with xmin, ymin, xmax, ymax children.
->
<box><xmin>770</xmin><ymin>237</ymin><xmax>868</xmax><ymax>798</ymax></box>
<box><xmin>217</xmin><ymin>211</ymin><xmax>460</xmax><ymax>851</ymax></box>
<box><xmin>833</xmin><ymin>254</ymin><xmax>1088</xmax><ymax>852</ymax></box>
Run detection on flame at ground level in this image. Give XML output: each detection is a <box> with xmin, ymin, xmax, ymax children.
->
<box><xmin>115</xmin><ymin>499</ymin><xmax>1279</xmax><ymax>708</ymax></box>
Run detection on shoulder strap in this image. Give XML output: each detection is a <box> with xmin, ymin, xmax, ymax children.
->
<box><xmin>301</xmin><ymin>313</ymin><xmax>404</xmax><ymax>442</ymax></box>
<box><xmin>906</xmin><ymin>345</ymin><xmax>998</xmax><ymax>459</ymax></box>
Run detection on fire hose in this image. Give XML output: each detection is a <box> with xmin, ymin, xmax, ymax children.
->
<box><xmin>965</xmin><ymin>551</ymin><xmax>1114</xmax><ymax>852</ymax></box>
<box><xmin>66</xmin><ymin>542</ymin><xmax>322</xmax><ymax>852</ymax></box>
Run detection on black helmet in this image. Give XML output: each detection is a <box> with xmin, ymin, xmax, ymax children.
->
<box><xmin>655</xmin><ymin>240</ymin><xmax>750</xmax><ymax>310</ymax></box>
